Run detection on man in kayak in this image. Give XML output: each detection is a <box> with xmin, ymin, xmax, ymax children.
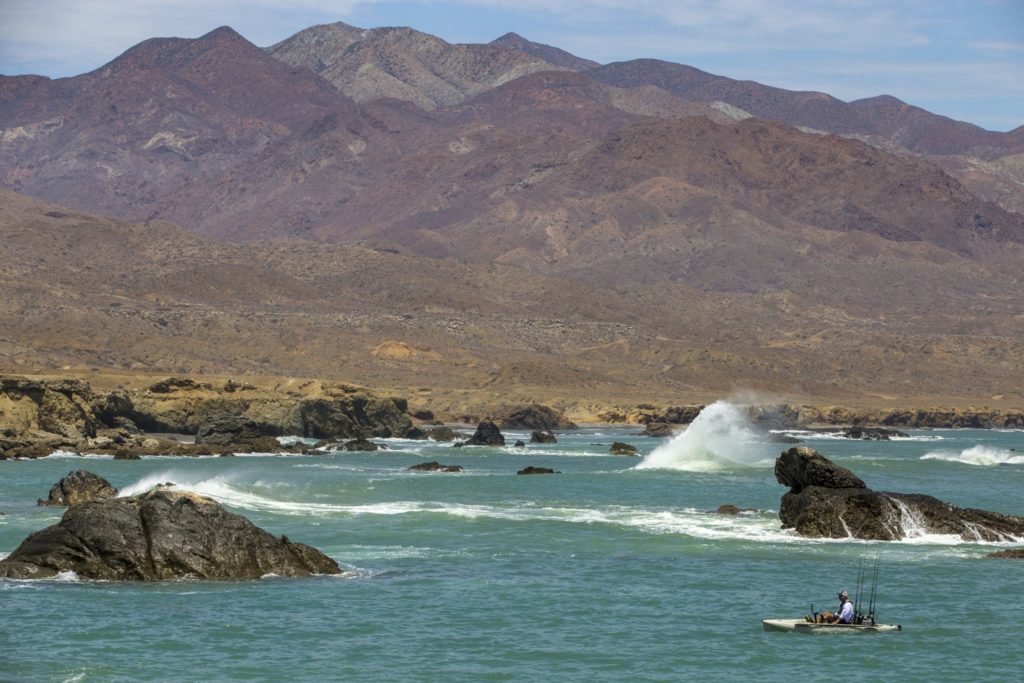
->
<box><xmin>815</xmin><ymin>590</ymin><xmax>854</xmax><ymax>623</ymax></box>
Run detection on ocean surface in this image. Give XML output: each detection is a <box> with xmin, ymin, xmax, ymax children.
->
<box><xmin>2</xmin><ymin>401</ymin><xmax>1023</xmax><ymax>682</ymax></box>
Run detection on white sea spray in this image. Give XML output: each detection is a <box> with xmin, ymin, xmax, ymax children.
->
<box><xmin>635</xmin><ymin>400</ymin><xmax>774</xmax><ymax>471</ymax></box>
<box><xmin>921</xmin><ymin>445</ymin><xmax>1024</xmax><ymax>466</ymax></box>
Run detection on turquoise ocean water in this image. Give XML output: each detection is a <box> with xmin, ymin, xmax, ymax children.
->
<box><xmin>2</xmin><ymin>402</ymin><xmax>1023</xmax><ymax>682</ymax></box>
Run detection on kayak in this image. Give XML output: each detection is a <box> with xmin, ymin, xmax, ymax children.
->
<box><xmin>762</xmin><ymin>618</ymin><xmax>902</xmax><ymax>633</ymax></box>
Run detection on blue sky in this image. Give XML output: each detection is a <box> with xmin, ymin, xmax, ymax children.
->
<box><xmin>1</xmin><ymin>0</ymin><xmax>1021</xmax><ymax>131</ymax></box>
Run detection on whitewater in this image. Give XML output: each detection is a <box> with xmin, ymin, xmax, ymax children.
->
<box><xmin>2</xmin><ymin>406</ymin><xmax>1022</xmax><ymax>681</ymax></box>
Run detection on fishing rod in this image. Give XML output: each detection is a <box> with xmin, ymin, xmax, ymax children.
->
<box><xmin>866</xmin><ymin>552</ymin><xmax>881</xmax><ymax>624</ymax></box>
<box><xmin>854</xmin><ymin>556</ymin><xmax>866</xmax><ymax>622</ymax></box>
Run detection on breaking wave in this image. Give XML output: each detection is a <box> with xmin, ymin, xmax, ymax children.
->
<box><xmin>635</xmin><ymin>401</ymin><xmax>775</xmax><ymax>471</ymax></box>
<box><xmin>921</xmin><ymin>445</ymin><xmax>1024</xmax><ymax>466</ymax></box>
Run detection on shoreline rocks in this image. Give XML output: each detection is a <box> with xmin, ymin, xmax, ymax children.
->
<box><xmin>0</xmin><ymin>487</ymin><xmax>340</xmax><ymax>581</ymax></box>
<box><xmin>465</xmin><ymin>421</ymin><xmax>505</xmax><ymax>446</ymax></box>
<box><xmin>497</xmin><ymin>404</ymin><xmax>577</xmax><ymax>431</ymax></box>
<box><xmin>775</xmin><ymin>446</ymin><xmax>1024</xmax><ymax>541</ymax></box>
<box><xmin>0</xmin><ymin>375</ymin><xmax>412</xmax><ymax>459</ymax></box>
<box><xmin>517</xmin><ymin>466</ymin><xmax>558</xmax><ymax>475</ymax></box>
<box><xmin>609</xmin><ymin>442</ymin><xmax>638</xmax><ymax>456</ymax></box>
<box><xmin>530</xmin><ymin>430</ymin><xmax>557</xmax><ymax>444</ymax></box>
<box><xmin>407</xmin><ymin>461</ymin><xmax>463</xmax><ymax>473</ymax></box>
<box><xmin>38</xmin><ymin>471</ymin><xmax>118</xmax><ymax>506</ymax></box>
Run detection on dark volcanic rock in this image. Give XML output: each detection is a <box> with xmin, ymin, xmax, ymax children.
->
<box><xmin>514</xmin><ymin>440</ymin><xmax>526</xmax><ymax>447</ymax></box>
<box><xmin>766</xmin><ymin>433</ymin><xmax>803</xmax><ymax>444</ymax></box>
<box><xmin>38</xmin><ymin>470</ymin><xmax>118</xmax><ymax>506</ymax></box>
<box><xmin>774</xmin><ymin>447</ymin><xmax>866</xmax><ymax>493</ymax></box>
<box><xmin>842</xmin><ymin>427</ymin><xmax>909</xmax><ymax>440</ymax></box>
<box><xmin>714</xmin><ymin>504</ymin><xmax>756</xmax><ymax>515</ymax></box>
<box><xmin>407</xmin><ymin>461</ymin><xmax>463</xmax><ymax>473</ymax></box>
<box><xmin>530</xmin><ymin>430</ymin><xmax>557</xmax><ymax>444</ymax></box>
<box><xmin>195</xmin><ymin>415</ymin><xmax>263</xmax><ymax>445</ymax></box>
<box><xmin>465</xmin><ymin>421</ymin><xmax>505</xmax><ymax>446</ymax></box>
<box><xmin>404</xmin><ymin>426</ymin><xmax>428</xmax><ymax>440</ymax></box>
<box><xmin>517</xmin><ymin>466</ymin><xmax>558</xmax><ymax>475</ymax></box>
<box><xmin>642</xmin><ymin>422</ymin><xmax>676</xmax><ymax>437</ymax></box>
<box><xmin>428</xmin><ymin>426</ymin><xmax>463</xmax><ymax>442</ymax></box>
<box><xmin>0</xmin><ymin>488</ymin><xmax>340</xmax><ymax>580</ymax></box>
<box><xmin>343</xmin><ymin>439</ymin><xmax>380</xmax><ymax>452</ymax></box>
<box><xmin>988</xmin><ymin>549</ymin><xmax>1024</xmax><ymax>559</ymax></box>
<box><xmin>776</xmin><ymin>447</ymin><xmax>1024</xmax><ymax>541</ymax></box>
<box><xmin>498</xmin><ymin>404</ymin><xmax>577</xmax><ymax>430</ymax></box>
<box><xmin>609</xmin><ymin>442</ymin><xmax>638</xmax><ymax>456</ymax></box>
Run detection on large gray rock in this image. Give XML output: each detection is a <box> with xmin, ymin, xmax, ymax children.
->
<box><xmin>774</xmin><ymin>447</ymin><xmax>866</xmax><ymax>492</ymax></box>
<box><xmin>38</xmin><ymin>470</ymin><xmax>118</xmax><ymax>506</ymax></box>
<box><xmin>498</xmin><ymin>405</ymin><xmax>577</xmax><ymax>430</ymax></box>
<box><xmin>0</xmin><ymin>488</ymin><xmax>340</xmax><ymax>580</ymax></box>
<box><xmin>465</xmin><ymin>421</ymin><xmax>505</xmax><ymax>446</ymax></box>
<box><xmin>530</xmin><ymin>430</ymin><xmax>557</xmax><ymax>444</ymax></box>
<box><xmin>776</xmin><ymin>447</ymin><xmax>1024</xmax><ymax>541</ymax></box>
<box><xmin>195</xmin><ymin>415</ymin><xmax>264</xmax><ymax>445</ymax></box>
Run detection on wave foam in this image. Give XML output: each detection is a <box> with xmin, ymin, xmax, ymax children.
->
<box><xmin>921</xmin><ymin>445</ymin><xmax>1024</xmax><ymax>466</ymax></box>
<box><xmin>636</xmin><ymin>401</ymin><xmax>774</xmax><ymax>471</ymax></box>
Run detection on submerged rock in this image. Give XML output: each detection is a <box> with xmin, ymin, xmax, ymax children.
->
<box><xmin>37</xmin><ymin>470</ymin><xmax>118</xmax><ymax>507</ymax></box>
<box><xmin>713</xmin><ymin>504</ymin><xmax>757</xmax><ymax>515</ymax></box>
<box><xmin>517</xmin><ymin>466</ymin><xmax>558</xmax><ymax>475</ymax></box>
<box><xmin>427</xmin><ymin>426</ymin><xmax>463</xmax><ymax>442</ymax></box>
<box><xmin>609</xmin><ymin>442</ymin><xmax>638</xmax><ymax>456</ymax></box>
<box><xmin>775</xmin><ymin>447</ymin><xmax>1024</xmax><ymax>541</ymax></box>
<box><xmin>840</xmin><ymin>427</ymin><xmax>909</xmax><ymax>440</ymax></box>
<box><xmin>342</xmin><ymin>438</ymin><xmax>381</xmax><ymax>452</ymax></box>
<box><xmin>407</xmin><ymin>461</ymin><xmax>464</xmax><ymax>473</ymax></box>
<box><xmin>530</xmin><ymin>430</ymin><xmax>557</xmax><ymax>444</ymax></box>
<box><xmin>0</xmin><ymin>488</ymin><xmax>340</xmax><ymax>580</ymax></box>
<box><xmin>465</xmin><ymin>421</ymin><xmax>505</xmax><ymax>446</ymax></box>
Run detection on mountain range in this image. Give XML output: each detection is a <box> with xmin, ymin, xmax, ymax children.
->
<box><xmin>1</xmin><ymin>23</ymin><xmax>1022</xmax><ymax>414</ymax></box>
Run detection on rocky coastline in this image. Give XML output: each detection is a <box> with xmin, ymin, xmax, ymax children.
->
<box><xmin>0</xmin><ymin>482</ymin><xmax>340</xmax><ymax>580</ymax></box>
<box><xmin>2</xmin><ymin>374</ymin><xmax>1022</xmax><ymax>460</ymax></box>
<box><xmin>774</xmin><ymin>446</ymin><xmax>1024</xmax><ymax>542</ymax></box>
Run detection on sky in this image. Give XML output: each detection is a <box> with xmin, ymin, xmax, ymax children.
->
<box><xmin>1</xmin><ymin>0</ymin><xmax>1021</xmax><ymax>131</ymax></box>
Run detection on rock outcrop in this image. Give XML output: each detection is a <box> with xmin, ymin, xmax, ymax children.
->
<box><xmin>840</xmin><ymin>427</ymin><xmax>909</xmax><ymax>440</ymax></box>
<box><xmin>775</xmin><ymin>447</ymin><xmax>1024</xmax><ymax>541</ymax></box>
<box><xmin>38</xmin><ymin>471</ymin><xmax>118</xmax><ymax>506</ymax></box>
<box><xmin>530</xmin><ymin>430</ymin><xmax>557</xmax><ymax>444</ymax></box>
<box><xmin>0</xmin><ymin>488</ymin><xmax>340</xmax><ymax>580</ymax></box>
<box><xmin>407</xmin><ymin>461</ymin><xmax>463</xmax><ymax>472</ymax></box>
<box><xmin>641</xmin><ymin>422</ymin><xmax>676</xmax><ymax>437</ymax></box>
<box><xmin>609</xmin><ymin>442</ymin><xmax>638</xmax><ymax>456</ymax></box>
<box><xmin>517</xmin><ymin>466</ymin><xmax>557</xmax><ymax>475</ymax></box>
<box><xmin>0</xmin><ymin>377</ymin><xmax>99</xmax><ymax>440</ymax></box>
<box><xmin>0</xmin><ymin>375</ymin><xmax>412</xmax><ymax>458</ymax></box>
<box><xmin>498</xmin><ymin>404</ymin><xmax>577</xmax><ymax>430</ymax></box>
<box><xmin>427</xmin><ymin>427</ymin><xmax>462</xmax><ymax>442</ymax></box>
<box><xmin>465</xmin><ymin>421</ymin><xmax>505</xmax><ymax>446</ymax></box>
<box><xmin>195</xmin><ymin>415</ymin><xmax>264</xmax><ymax>445</ymax></box>
<box><xmin>342</xmin><ymin>439</ymin><xmax>380</xmax><ymax>452</ymax></box>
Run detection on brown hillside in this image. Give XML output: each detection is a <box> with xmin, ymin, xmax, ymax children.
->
<box><xmin>2</xmin><ymin>190</ymin><xmax>1023</xmax><ymax>413</ymax></box>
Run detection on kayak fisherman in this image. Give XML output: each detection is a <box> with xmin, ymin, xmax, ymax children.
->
<box><xmin>815</xmin><ymin>589</ymin><xmax>854</xmax><ymax>623</ymax></box>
